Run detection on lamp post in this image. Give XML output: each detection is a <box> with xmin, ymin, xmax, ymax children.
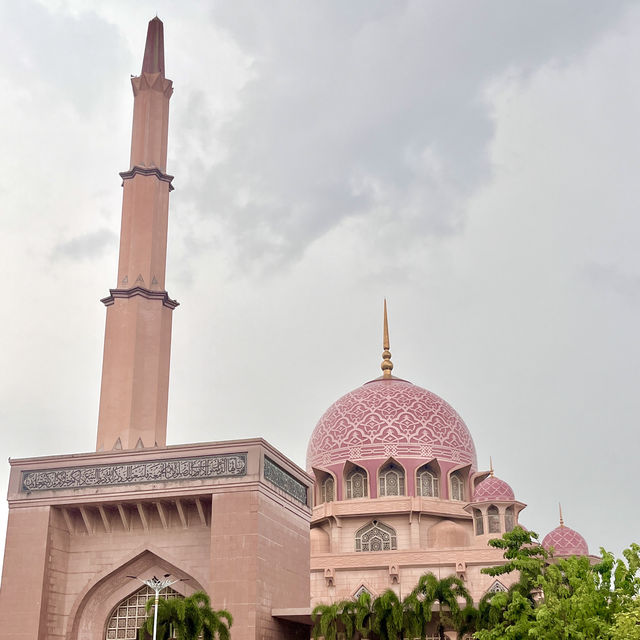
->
<box><xmin>127</xmin><ymin>574</ymin><xmax>181</xmax><ymax>640</ymax></box>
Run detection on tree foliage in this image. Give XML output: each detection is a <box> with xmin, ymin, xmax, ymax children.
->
<box><xmin>475</xmin><ymin>529</ymin><xmax>640</xmax><ymax>640</ymax></box>
<box><xmin>138</xmin><ymin>590</ymin><xmax>232</xmax><ymax>640</ymax></box>
<box><xmin>311</xmin><ymin>573</ymin><xmax>472</xmax><ymax>640</ymax></box>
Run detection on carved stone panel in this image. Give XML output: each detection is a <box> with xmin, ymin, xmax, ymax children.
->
<box><xmin>21</xmin><ymin>453</ymin><xmax>247</xmax><ymax>492</ymax></box>
<box><xmin>263</xmin><ymin>456</ymin><xmax>308</xmax><ymax>505</ymax></box>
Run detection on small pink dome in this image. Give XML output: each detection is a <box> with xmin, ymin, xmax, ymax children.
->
<box><xmin>306</xmin><ymin>378</ymin><xmax>477</xmax><ymax>471</ymax></box>
<box><xmin>542</xmin><ymin>525</ymin><xmax>589</xmax><ymax>557</ymax></box>
<box><xmin>473</xmin><ymin>475</ymin><xmax>515</xmax><ymax>502</ymax></box>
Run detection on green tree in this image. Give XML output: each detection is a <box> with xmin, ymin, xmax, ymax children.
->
<box><xmin>411</xmin><ymin>573</ymin><xmax>472</xmax><ymax>640</ymax></box>
<box><xmin>312</xmin><ymin>599</ymin><xmax>356</xmax><ymax>640</ymax></box>
<box><xmin>352</xmin><ymin>591</ymin><xmax>375</xmax><ymax>639</ymax></box>
<box><xmin>611</xmin><ymin>598</ymin><xmax>640</xmax><ymax>640</ymax></box>
<box><xmin>474</xmin><ymin>529</ymin><xmax>640</xmax><ymax>640</ymax></box>
<box><xmin>474</xmin><ymin>526</ymin><xmax>547</xmax><ymax>640</ymax></box>
<box><xmin>371</xmin><ymin>589</ymin><xmax>405</xmax><ymax>640</ymax></box>
<box><xmin>138</xmin><ymin>591</ymin><xmax>232</xmax><ymax>640</ymax></box>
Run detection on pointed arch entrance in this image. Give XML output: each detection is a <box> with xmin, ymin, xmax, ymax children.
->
<box><xmin>68</xmin><ymin>549</ymin><xmax>204</xmax><ymax>640</ymax></box>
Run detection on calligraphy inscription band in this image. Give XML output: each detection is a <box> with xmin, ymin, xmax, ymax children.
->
<box><xmin>21</xmin><ymin>453</ymin><xmax>248</xmax><ymax>492</ymax></box>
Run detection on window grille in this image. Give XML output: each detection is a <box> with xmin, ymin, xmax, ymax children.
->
<box><xmin>321</xmin><ymin>476</ymin><xmax>335</xmax><ymax>503</ymax></box>
<box><xmin>355</xmin><ymin>520</ymin><xmax>397</xmax><ymax>552</ymax></box>
<box><xmin>487</xmin><ymin>580</ymin><xmax>508</xmax><ymax>593</ymax></box>
<box><xmin>450</xmin><ymin>474</ymin><xmax>464</xmax><ymax>501</ymax></box>
<box><xmin>488</xmin><ymin>505</ymin><xmax>501</xmax><ymax>533</ymax></box>
<box><xmin>473</xmin><ymin>508</ymin><xmax>484</xmax><ymax>535</ymax></box>
<box><xmin>505</xmin><ymin>505</ymin><xmax>515</xmax><ymax>532</ymax></box>
<box><xmin>417</xmin><ymin>468</ymin><xmax>439</xmax><ymax>497</ymax></box>
<box><xmin>353</xmin><ymin>585</ymin><xmax>372</xmax><ymax>599</ymax></box>
<box><xmin>346</xmin><ymin>468</ymin><xmax>368</xmax><ymax>499</ymax></box>
<box><xmin>105</xmin><ymin>585</ymin><xmax>181</xmax><ymax>639</ymax></box>
<box><xmin>379</xmin><ymin>463</ymin><xmax>404</xmax><ymax>497</ymax></box>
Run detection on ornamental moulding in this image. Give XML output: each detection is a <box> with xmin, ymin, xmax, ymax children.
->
<box><xmin>119</xmin><ymin>165</ymin><xmax>175</xmax><ymax>191</ymax></box>
<box><xmin>21</xmin><ymin>453</ymin><xmax>247</xmax><ymax>492</ymax></box>
<box><xmin>100</xmin><ymin>286</ymin><xmax>179</xmax><ymax>309</ymax></box>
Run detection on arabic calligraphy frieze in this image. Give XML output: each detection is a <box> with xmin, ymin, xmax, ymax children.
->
<box><xmin>21</xmin><ymin>453</ymin><xmax>247</xmax><ymax>492</ymax></box>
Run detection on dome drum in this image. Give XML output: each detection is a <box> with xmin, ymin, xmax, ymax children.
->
<box><xmin>312</xmin><ymin>458</ymin><xmax>474</xmax><ymax>503</ymax></box>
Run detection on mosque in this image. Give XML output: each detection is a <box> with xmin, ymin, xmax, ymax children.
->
<box><xmin>0</xmin><ymin>17</ymin><xmax>590</xmax><ymax>640</ymax></box>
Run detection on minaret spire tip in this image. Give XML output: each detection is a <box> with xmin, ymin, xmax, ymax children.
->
<box><xmin>381</xmin><ymin>299</ymin><xmax>393</xmax><ymax>378</ymax></box>
<box><xmin>141</xmin><ymin>16</ymin><xmax>165</xmax><ymax>76</ymax></box>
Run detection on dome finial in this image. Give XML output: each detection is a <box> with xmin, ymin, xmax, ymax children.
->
<box><xmin>489</xmin><ymin>456</ymin><xmax>494</xmax><ymax>477</ymax></box>
<box><xmin>381</xmin><ymin>299</ymin><xmax>393</xmax><ymax>378</ymax></box>
<box><xmin>559</xmin><ymin>502</ymin><xmax>564</xmax><ymax>527</ymax></box>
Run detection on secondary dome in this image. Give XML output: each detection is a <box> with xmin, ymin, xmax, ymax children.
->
<box><xmin>306</xmin><ymin>377</ymin><xmax>477</xmax><ymax>471</ymax></box>
<box><xmin>473</xmin><ymin>475</ymin><xmax>515</xmax><ymax>502</ymax></box>
<box><xmin>542</xmin><ymin>525</ymin><xmax>589</xmax><ymax>557</ymax></box>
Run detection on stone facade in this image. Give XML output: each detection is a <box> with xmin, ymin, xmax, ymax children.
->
<box><xmin>0</xmin><ymin>440</ymin><xmax>311</xmax><ymax>639</ymax></box>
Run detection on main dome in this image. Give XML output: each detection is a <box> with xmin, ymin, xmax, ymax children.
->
<box><xmin>306</xmin><ymin>377</ymin><xmax>477</xmax><ymax>471</ymax></box>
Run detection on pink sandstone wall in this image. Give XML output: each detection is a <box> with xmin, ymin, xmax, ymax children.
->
<box><xmin>0</xmin><ymin>506</ymin><xmax>52</xmax><ymax>640</ymax></box>
<box><xmin>0</xmin><ymin>439</ymin><xmax>312</xmax><ymax>640</ymax></box>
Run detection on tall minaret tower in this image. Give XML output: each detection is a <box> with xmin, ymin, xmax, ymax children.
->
<box><xmin>96</xmin><ymin>17</ymin><xmax>177</xmax><ymax>451</ymax></box>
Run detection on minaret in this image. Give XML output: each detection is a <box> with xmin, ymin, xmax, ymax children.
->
<box><xmin>96</xmin><ymin>17</ymin><xmax>177</xmax><ymax>451</ymax></box>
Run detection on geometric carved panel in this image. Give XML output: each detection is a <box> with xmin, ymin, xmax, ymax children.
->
<box><xmin>263</xmin><ymin>456</ymin><xmax>308</xmax><ymax>505</ymax></box>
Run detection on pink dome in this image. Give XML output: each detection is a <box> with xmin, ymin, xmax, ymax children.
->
<box><xmin>542</xmin><ymin>525</ymin><xmax>589</xmax><ymax>557</ymax></box>
<box><xmin>473</xmin><ymin>475</ymin><xmax>515</xmax><ymax>502</ymax></box>
<box><xmin>306</xmin><ymin>378</ymin><xmax>477</xmax><ymax>471</ymax></box>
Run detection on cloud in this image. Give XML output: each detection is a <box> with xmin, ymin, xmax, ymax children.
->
<box><xmin>163</xmin><ymin>0</ymin><xmax>636</xmax><ymax>273</ymax></box>
<box><xmin>51</xmin><ymin>228</ymin><xmax>117</xmax><ymax>261</ymax></box>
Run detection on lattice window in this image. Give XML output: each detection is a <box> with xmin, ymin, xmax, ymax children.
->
<box><xmin>450</xmin><ymin>473</ymin><xmax>464</xmax><ymax>501</ymax></box>
<box><xmin>487</xmin><ymin>580</ymin><xmax>507</xmax><ymax>594</ymax></box>
<box><xmin>488</xmin><ymin>505</ymin><xmax>501</xmax><ymax>533</ymax></box>
<box><xmin>417</xmin><ymin>467</ymin><xmax>439</xmax><ymax>497</ymax></box>
<box><xmin>473</xmin><ymin>508</ymin><xmax>484</xmax><ymax>535</ymax></box>
<box><xmin>346</xmin><ymin>468</ymin><xmax>368</xmax><ymax>499</ymax></box>
<box><xmin>379</xmin><ymin>462</ymin><xmax>405</xmax><ymax>497</ymax></box>
<box><xmin>105</xmin><ymin>585</ymin><xmax>181</xmax><ymax>639</ymax></box>
<box><xmin>355</xmin><ymin>520</ymin><xmax>397</xmax><ymax>552</ymax></box>
<box><xmin>321</xmin><ymin>476</ymin><xmax>335</xmax><ymax>503</ymax></box>
<box><xmin>505</xmin><ymin>505</ymin><xmax>515</xmax><ymax>532</ymax></box>
<box><xmin>353</xmin><ymin>585</ymin><xmax>372</xmax><ymax>599</ymax></box>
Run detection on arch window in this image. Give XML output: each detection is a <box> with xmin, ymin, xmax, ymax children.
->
<box><xmin>505</xmin><ymin>505</ymin><xmax>515</xmax><ymax>532</ymax></box>
<box><xmin>105</xmin><ymin>585</ymin><xmax>181</xmax><ymax>639</ymax></box>
<box><xmin>379</xmin><ymin>462</ymin><xmax>405</xmax><ymax>497</ymax></box>
<box><xmin>354</xmin><ymin>585</ymin><xmax>373</xmax><ymax>599</ymax></box>
<box><xmin>321</xmin><ymin>476</ymin><xmax>335</xmax><ymax>503</ymax></box>
<box><xmin>416</xmin><ymin>466</ymin><xmax>439</xmax><ymax>498</ymax></box>
<box><xmin>487</xmin><ymin>580</ymin><xmax>508</xmax><ymax>594</ymax></box>
<box><xmin>355</xmin><ymin>520</ymin><xmax>397</xmax><ymax>552</ymax></box>
<box><xmin>450</xmin><ymin>473</ymin><xmax>464</xmax><ymax>501</ymax></box>
<box><xmin>488</xmin><ymin>505</ymin><xmax>501</xmax><ymax>533</ymax></box>
<box><xmin>473</xmin><ymin>508</ymin><xmax>484</xmax><ymax>535</ymax></box>
<box><xmin>346</xmin><ymin>467</ymin><xmax>368</xmax><ymax>499</ymax></box>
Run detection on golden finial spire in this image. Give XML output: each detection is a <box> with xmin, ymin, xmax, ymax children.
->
<box><xmin>559</xmin><ymin>502</ymin><xmax>564</xmax><ymax>528</ymax></box>
<box><xmin>489</xmin><ymin>456</ymin><xmax>494</xmax><ymax>477</ymax></box>
<box><xmin>381</xmin><ymin>299</ymin><xmax>393</xmax><ymax>378</ymax></box>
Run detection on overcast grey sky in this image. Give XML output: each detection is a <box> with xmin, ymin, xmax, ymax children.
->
<box><xmin>1</xmin><ymin>0</ymin><xmax>639</xmax><ymax>573</ymax></box>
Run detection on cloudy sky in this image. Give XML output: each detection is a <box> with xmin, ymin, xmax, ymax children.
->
<box><xmin>1</xmin><ymin>0</ymin><xmax>639</xmax><ymax>572</ymax></box>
